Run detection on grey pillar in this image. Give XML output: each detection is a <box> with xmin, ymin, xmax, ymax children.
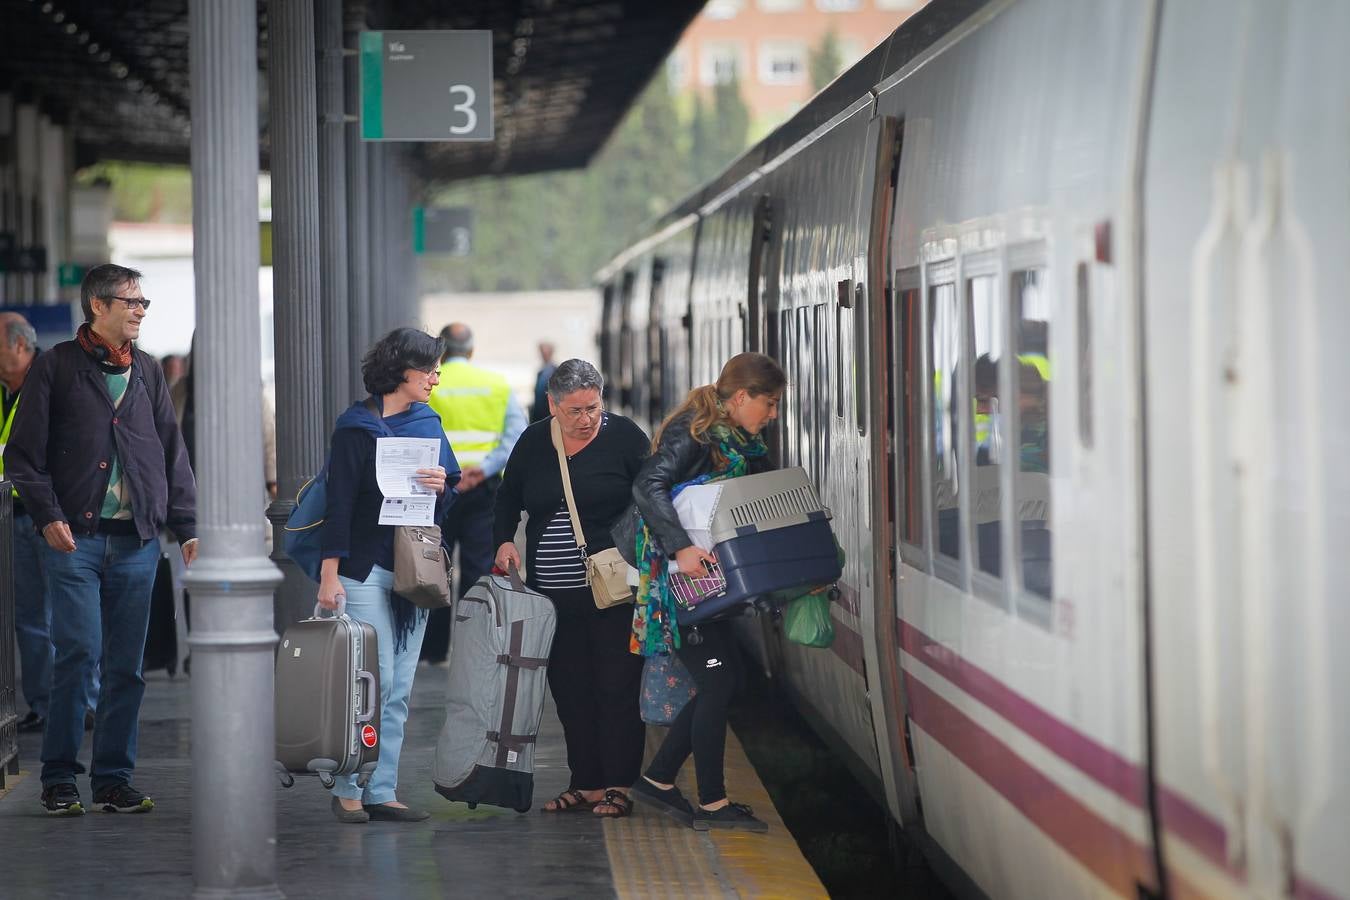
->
<box><xmin>343</xmin><ymin>5</ymin><xmax>371</xmax><ymax>395</ymax></box>
<box><xmin>316</xmin><ymin>0</ymin><xmax>350</xmax><ymax>424</ymax></box>
<box><xmin>265</xmin><ymin>0</ymin><xmax>326</xmax><ymax>632</ymax></box>
<box><xmin>366</xmin><ymin>143</ymin><xmax>388</xmax><ymax>339</ymax></box>
<box><xmin>185</xmin><ymin>2</ymin><xmax>283</xmax><ymax>897</ymax></box>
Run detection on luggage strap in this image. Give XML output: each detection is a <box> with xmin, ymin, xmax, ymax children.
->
<box><xmin>495</xmin><ymin>621</ymin><xmax>530</xmax><ymax>766</ymax></box>
<box><xmin>496</xmin><ymin>653</ymin><xmax>549</xmax><ymax>670</ymax></box>
<box><xmin>486</xmin><ymin>731</ymin><xmax>537</xmax><ymax>747</ymax></box>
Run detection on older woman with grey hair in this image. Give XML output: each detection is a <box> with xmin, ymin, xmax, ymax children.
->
<box><xmin>493</xmin><ymin>358</ymin><xmax>649</xmax><ymax>818</ymax></box>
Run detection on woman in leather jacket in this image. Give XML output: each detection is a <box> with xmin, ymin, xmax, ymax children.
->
<box><xmin>628</xmin><ymin>352</ymin><xmax>785</xmax><ymax>833</ymax></box>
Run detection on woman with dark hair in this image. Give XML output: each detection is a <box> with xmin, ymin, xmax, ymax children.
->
<box><xmin>318</xmin><ymin>327</ymin><xmax>460</xmax><ymax>824</ymax></box>
<box><xmin>492</xmin><ymin>358</ymin><xmax>649</xmax><ymax>818</ymax></box>
<box><xmin>628</xmin><ymin>352</ymin><xmax>785</xmax><ymax>833</ymax></box>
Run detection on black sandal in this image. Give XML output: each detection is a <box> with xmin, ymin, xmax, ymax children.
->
<box><xmin>593</xmin><ymin>789</ymin><xmax>632</xmax><ymax>819</ymax></box>
<box><xmin>542</xmin><ymin>789</ymin><xmax>594</xmax><ymax>813</ymax></box>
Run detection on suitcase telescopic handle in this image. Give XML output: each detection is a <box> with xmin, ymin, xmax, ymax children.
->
<box><xmin>355</xmin><ymin>670</ymin><xmax>377</xmax><ymax>723</ymax></box>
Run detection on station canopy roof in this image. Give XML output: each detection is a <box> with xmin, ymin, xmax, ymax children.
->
<box><xmin>0</xmin><ymin>0</ymin><xmax>704</xmax><ymax>179</ymax></box>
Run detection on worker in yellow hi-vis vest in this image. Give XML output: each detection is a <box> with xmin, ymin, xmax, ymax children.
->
<box><xmin>421</xmin><ymin>322</ymin><xmax>526</xmax><ymax>664</ymax></box>
<box><xmin>0</xmin><ymin>312</ymin><xmax>58</xmax><ymax>734</ymax></box>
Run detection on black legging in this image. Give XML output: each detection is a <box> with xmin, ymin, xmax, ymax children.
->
<box><xmin>644</xmin><ymin>620</ymin><xmax>742</xmax><ymax>806</ymax></box>
<box><xmin>543</xmin><ymin>587</ymin><xmax>646</xmax><ymax>791</ymax></box>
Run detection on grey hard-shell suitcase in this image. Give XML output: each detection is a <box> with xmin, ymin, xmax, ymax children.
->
<box><xmin>274</xmin><ymin>605</ymin><xmax>380</xmax><ymax>789</ymax></box>
<box><xmin>433</xmin><ymin>568</ymin><xmax>555</xmax><ymax>812</ymax></box>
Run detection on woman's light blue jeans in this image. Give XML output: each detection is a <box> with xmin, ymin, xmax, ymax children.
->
<box><xmin>330</xmin><ymin>565</ymin><xmax>427</xmax><ymax>805</ymax></box>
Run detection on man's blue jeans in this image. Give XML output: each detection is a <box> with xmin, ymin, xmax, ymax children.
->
<box><xmin>13</xmin><ymin>513</ymin><xmax>53</xmax><ymax>719</ymax></box>
<box><xmin>39</xmin><ymin>533</ymin><xmax>159</xmax><ymax>791</ymax></box>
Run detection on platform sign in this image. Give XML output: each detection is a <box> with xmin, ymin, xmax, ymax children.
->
<box><xmin>360</xmin><ymin>30</ymin><xmax>494</xmax><ymax>142</ymax></box>
<box><xmin>413</xmin><ymin>207</ymin><xmax>472</xmax><ymax>256</ymax></box>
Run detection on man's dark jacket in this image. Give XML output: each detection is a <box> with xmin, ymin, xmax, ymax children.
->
<box><xmin>2</xmin><ymin>340</ymin><xmax>197</xmax><ymax>542</ymax></box>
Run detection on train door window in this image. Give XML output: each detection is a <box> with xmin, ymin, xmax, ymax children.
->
<box><xmin>835</xmin><ymin>304</ymin><xmax>846</xmax><ymax>418</ymax></box>
<box><xmin>1013</xmin><ymin>269</ymin><xmax>1052</xmax><ymax>600</ymax></box>
<box><xmin>797</xmin><ymin>306</ymin><xmax>814</xmax><ymax>474</ymax></box>
<box><xmin>969</xmin><ymin>274</ymin><xmax>1003</xmax><ymax>580</ymax></box>
<box><xmin>1076</xmin><ymin>262</ymin><xmax>1093</xmax><ymax>449</ymax></box>
<box><xmin>897</xmin><ymin>277</ymin><xmax>923</xmax><ymax>549</ymax></box>
<box><xmin>814</xmin><ymin>303</ymin><xmax>831</xmax><ymax>475</ymax></box>
<box><xmin>929</xmin><ymin>280</ymin><xmax>962</xmax><ymax>567</ymax></box>
<box><xmin>782</xmin><ymin>309</ymin><xmax>798</xmax><ymax>465</ymax></box>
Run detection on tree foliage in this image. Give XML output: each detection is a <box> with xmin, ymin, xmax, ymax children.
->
<box><xmin>421</xmin><ymin>75</ymin><xmax>753</xmax><ymax>293</ymax></box>
<box><xmin>809</xmin><ymin>28</ymin><xmax>845</xmax><ymax>93</ymax></box>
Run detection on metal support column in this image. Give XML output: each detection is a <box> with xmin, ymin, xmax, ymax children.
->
<box><xmin>343</xmin><ymin>4</ymin><xmax>371</xmax><ymax>396</ymax></box>
<box><xmin>265</xmin><ymin>0</ymin><xmax>326</xmax><ymax>632</ymax></box>
<box><xmin>316</xmin><ymin>0</ymin><xmax>350</xmax><ymax>424</ymax></box>
<box><xmin>365</xmin><ymin>142</ymin><xmax>388</xmax><ymax>339</ymax></box>
<box><xmin>185</xmin><ymin>2</ymin><xmax>283</xmax><ymax>896</ymax></box>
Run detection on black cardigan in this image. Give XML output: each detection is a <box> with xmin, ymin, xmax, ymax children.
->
<box><xmin>493</xmin><ymin>414</ymin><xmax>649</xmax><ymax>588</ymax></box>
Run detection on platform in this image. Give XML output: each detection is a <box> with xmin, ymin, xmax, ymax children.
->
<box><xmin>0</xmin><ymin>667</ymin><xmax>826</xmax><ymax>899</ymax></box>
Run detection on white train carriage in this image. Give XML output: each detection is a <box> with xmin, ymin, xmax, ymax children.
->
<box><xmin>596</xmin><ymin>1</ymin><xmax>1350</xmax><ymax>897</ymax></box>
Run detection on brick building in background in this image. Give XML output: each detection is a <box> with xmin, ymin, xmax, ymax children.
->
<box><xmin>666</xmin><ymin>0</ymin><xmax>927</xmax><ymax>127</ymax></box>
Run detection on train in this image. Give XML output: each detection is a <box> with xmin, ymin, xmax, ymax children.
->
<box><xmin>593</xmin><ymin>1</ymin><xmax>1349</xmax><ymax>898</ymax></box>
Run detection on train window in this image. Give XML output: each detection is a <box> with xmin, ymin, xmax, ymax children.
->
<box><xmin>798</xmin><ymin>306</ymin><xmax>813</xmax><ymax>474</ymax></box>
<box><xmin>1076</xmin><ymin>263</ymin><xmax>1093</xmax><ymax>448</ymax></box>
<box><xmin>835</xmin><ymin>304</ymin><xmax>845</xmax><ymax>418</ymax></box>
<box><xmin>1013</xmin><ymin>269</ymin><xmax>1052</xmax><ymax>599</ymax></box>
<box><xmin>898</xmin><ymin>286</ymin><xmax>922</xmax><ymax>546</ymax></box>
<box><xmin>815</xmin><ymin>304</ymin><xmax>830</xmax><ymax>474</ymax></box>
<box><xmin>929</xmin><ymin>281</ymin><xmax>961</xmax><ymax>562</ymax></box>
<box><xmin>969</xmin><ymin>275</ymin><xmax>1002</xmax><ymax>578</ymax></box>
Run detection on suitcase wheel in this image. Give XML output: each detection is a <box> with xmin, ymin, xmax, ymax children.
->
<box><xmin>515</xmin><ymin>803</ymin><xmax>531</xmax><ymax>813</ymax></box>
<box><xmin>318</xmin><ymin>772</ymin><xmax>335</xmax><ymax>789</ymax></box>
<box><xmin>356</xmin><ymin>773</ymin><xmax>371</xmax><ymax>788</ymax></box>
<box><xmin>273</xmin><ymin>762</ymin><xmax>295</xmax><ymax>789</ymax></box>
<box><xmin>687</xmin><ymin>628</ymin><xmax>703</xmax><ymax>646</ymax></box>
<box><xmin>467</xmin><ymin>802</ymin><xmax>478</xmax><ymax>810</ymax></box>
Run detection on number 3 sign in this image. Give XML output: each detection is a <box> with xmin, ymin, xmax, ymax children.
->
<box><xmin>360</xmin><ymin>30</ymin><xmax>494</xmax><ymax>142</ymax></box>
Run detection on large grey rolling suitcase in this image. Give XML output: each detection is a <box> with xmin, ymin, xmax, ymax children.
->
<box><xmin>433</xmin><ymin>567</ymin><xmax>555</xmax><ymax>812</ymax></box>
<box><xmin>274</xmin><ymin>604</ymin><xmax>380</xmax><ymax>789</ymax></box>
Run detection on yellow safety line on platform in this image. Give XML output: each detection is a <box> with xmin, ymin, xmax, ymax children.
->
<box><xmin>0</xmin><ymin>768</ymin><xmax>30</xmax><ymax>803</ymax></box>
<box><xmin>606</xmin><ymin>726</ymin><xmax>828</xmax><ymax>899</ymax></box>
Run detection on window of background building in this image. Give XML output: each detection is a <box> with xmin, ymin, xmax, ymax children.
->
<box><xmin>816</xmin><ymin>0</ymin><xmax>862</xmax><ymax>11</ymax></box>
<box><xmin>758</xmin><ymin>40</ymin><xmax>808</xmax><ymax>85</ymax></box>
<box><xmin>706</xmin><ymin>0</ymin><xmax>744</xmax><ymax>20</ymax></box>
<box><xmin>666</xmin><ymin>49</ymin><xmax>689</xmax><ymax>90</ymax></box>
<box><xmin>758</xmin><ymin>0</ymin><xmax>805</xmax><ymax>11</ymax></box>
<box><xmin>700</xmin><ymin>41</ymin><xmax>747</xmax><ymax>85</ymax></box>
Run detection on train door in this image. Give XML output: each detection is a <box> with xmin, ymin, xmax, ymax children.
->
<box><xmin>1144</xmin><ymin>3</ymin><xmax>1350</xmax><ymax>897</ymax></box>
<box><xmin>746</xmin><ymin>195</ymin><xmax>774</xmax><ymax>356</ymax></box>
<box><xmin>862</xmin><ymin>114</ymin><xmax>922</xmax><ymax>828</ymax></box>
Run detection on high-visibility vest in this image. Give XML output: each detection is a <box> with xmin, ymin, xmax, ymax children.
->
<box><xmin>1018</xmin><ymin>353</ymin><xmax>1051</xmax><ymax>382</ymax></box>
<box><xmin>0</xmin><ymin>391</ymin><xmax>19</xmax><ymax>497</ymax></box>
<box><xmin>428</xmin><ymin>358</ymin><xmax>511</xmax><ymax>467</ymax></box>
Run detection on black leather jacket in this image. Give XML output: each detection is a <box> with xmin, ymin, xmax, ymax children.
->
<box><xmin>629</xmin><ymin>412</ymin><xmax>771</xmax><ymax>555</ymax></box>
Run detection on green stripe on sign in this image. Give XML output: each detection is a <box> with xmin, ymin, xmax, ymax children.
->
<box><xmin>413</xmin><ymin>207</ymin><xmax>425</xmax><ymax>254</ymax></box>
<box><xmin>360</xmin><ymin>31</ymin><xmax>384</xmax><ymax>140</ymax></box>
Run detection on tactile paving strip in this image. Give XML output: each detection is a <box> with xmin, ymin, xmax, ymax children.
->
<box><xmin>606</xmin><ymin>726</ymin><xmax>828</xmax><ymax>899</ymax></box>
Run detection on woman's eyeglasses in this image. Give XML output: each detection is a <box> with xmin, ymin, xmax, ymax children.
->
<box><xmin>560</xmin><ymin>403</ymin><xmax>602</xmax><ymax>420</ymax></box>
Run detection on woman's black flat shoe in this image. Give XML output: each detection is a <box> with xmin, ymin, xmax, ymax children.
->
<box><xmin>631</xmin><ymin>778</ymin><xmax>694</xmax><ymax>827</ymax></box>
<box><xmin>364</xmin><ymin>803</ymin><xmax>430</xmax><ymax>822</ymax></box>
<box><xmin>331</xmin><ymin>796</ymin><xmax>369</xmax><ymax>824</ymax></box>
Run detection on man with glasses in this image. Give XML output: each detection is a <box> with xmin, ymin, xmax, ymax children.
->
<box><xmin>421</xmin><ymin>322</ymin><xmax>525</xmax><ymax>665</ymax></box>
<box><xmin>4</xmin><ymin>263</ymin><xmax>197</xmax><ymax>816</ymax></box>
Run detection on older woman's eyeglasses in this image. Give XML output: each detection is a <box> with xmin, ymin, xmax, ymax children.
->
<box><xmin>560</xmin><ymin>402</ymin><xmax>601</xmax><ymax>420</ymax></box>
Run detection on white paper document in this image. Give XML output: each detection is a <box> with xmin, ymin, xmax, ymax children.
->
<box><xmin>375</xmin><ymin>437</ymin><xmax>440</xmax><ymax>526</ymax></box>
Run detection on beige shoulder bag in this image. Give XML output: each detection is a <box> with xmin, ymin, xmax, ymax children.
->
<box><xmin>551</xmin><ymin>419</ymin><xmax>633</xmax><ymax>609</ymax></box>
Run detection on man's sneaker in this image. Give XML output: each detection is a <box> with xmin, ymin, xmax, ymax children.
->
<box><xmin>692</xmin><ymin>801</ymin><xmax>768</xmax><ymax>833</ymax></box>
<box><xmin>17</xmin><ymin>711</ymin><xmax>45</xmax><ymax>734</ymax></box>
<box><xmin>41</xmin><ymin>783</ymin><xmax>86</xmax><ymax>816</ymax></box>
<box><xmin>94</xmin><ymin>782</ymin><xmax>154</xmax><ymax>814</ymax></box>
